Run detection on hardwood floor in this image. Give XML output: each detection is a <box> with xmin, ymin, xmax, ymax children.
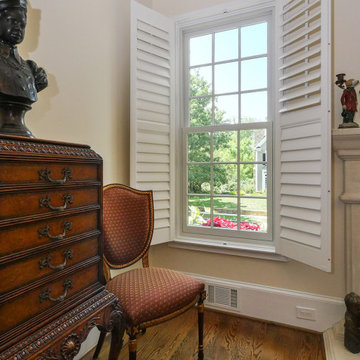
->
<box><xmin>82</xmin><ymin>309</ymin><xmax>326</xmax><ymax>360</ymax></box>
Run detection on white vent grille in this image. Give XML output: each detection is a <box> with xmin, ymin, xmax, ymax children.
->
<box><xmin>231</xmin><ymin>289</ymin><xmax>238</xmax><ymax>308</ymax></box>
<box><xmin>216</xmin><ymin>287</ymin><xmax>230</xmax><ymax>306</ymax></box>
<box><xmin>208</xmin><ymin>285</ymin><xmax>215</xmax><ymax>303</ymax></box>
<box><xmin>206</xmin><ymin>284</ymin><xmax>238</xmax><ymax>309</ymax></box>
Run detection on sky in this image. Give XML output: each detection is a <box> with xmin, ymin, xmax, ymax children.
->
<box><xmin>189</xmin><ymin>22</ymin><xmax>268</xmax><ymax>123</ymax></box>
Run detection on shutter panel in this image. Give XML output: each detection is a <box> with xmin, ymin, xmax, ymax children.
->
<box><xmin>275</xmin><ymin>0</ymin><xmax>331</xmax><ymax>271</ymax></box>
<box><xmin>130</xmin><ymin>1</ymin><xmax>175</xmax><ymax>245</ymax></box>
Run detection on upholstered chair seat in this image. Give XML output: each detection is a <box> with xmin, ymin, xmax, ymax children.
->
<box><xmin>106</xmin><ymin>267</ymin><xmax>205</xmax><ymax>327</ymax></box>
<box><xmin>93</xmin><ymin>184</ymin><xmax>206</xmax><ymax>360</ymax></box>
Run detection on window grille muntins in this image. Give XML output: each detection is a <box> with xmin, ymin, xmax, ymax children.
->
<box><xmin>183</xmin><ymin>14</ymin><xmax>273</xmax><ymax>241</ymax></box>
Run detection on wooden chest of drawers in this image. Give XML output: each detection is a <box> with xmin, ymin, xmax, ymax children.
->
<box><xmin>0</xmin><ymin>136</ymin><xmax>123</xmax><ymax>360</ymax></box>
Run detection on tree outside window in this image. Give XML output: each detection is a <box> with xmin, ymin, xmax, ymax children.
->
<box><xmin>185</xmin><ymin>22</ymin><xmax>270</xmax><ymax>236</ymax></box>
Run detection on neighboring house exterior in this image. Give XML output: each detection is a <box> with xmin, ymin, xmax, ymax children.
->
<box><xmin>254</xmin><ymin>132</ymin><xmax>267</xmax><ymax>193</ymax></box>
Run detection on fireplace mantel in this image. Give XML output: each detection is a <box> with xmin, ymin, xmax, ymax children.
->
<box><xmin>333</xmin><ymin>128</ymin><xmax>360</xmax><ymax>294</ymax></box>
<box><xmin>324</xmin><ymin>129</ymin><xmax>360</xmax><ymax>359</ymax></box>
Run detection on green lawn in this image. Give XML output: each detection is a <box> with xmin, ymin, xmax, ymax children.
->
<box><xmin>188</xmin><ymin>196</ymin><xmax>268</xmax><ymax>230</ymax></box>
<box><xmin>188</xmin><ymin>196</ymin><xmax>267</xmax><ymax>212</ymax></box>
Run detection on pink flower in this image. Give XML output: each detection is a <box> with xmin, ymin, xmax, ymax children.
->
<box><xmin>202</xmin><ymin>217</ymin><xmax>259</xmax><ymax>231</ymax></box>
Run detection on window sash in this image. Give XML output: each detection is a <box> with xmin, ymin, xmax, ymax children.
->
<box><xmin>180</xmin><ymin>13</ymin><xmax>273</xmax><ymax>242</ymax></box>
<box><xmin>182</xmin><ymin>122</ymin><xmax>273</xmax><ymax>241</ymax></box>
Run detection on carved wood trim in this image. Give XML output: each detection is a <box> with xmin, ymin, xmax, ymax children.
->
<box><xmin>0</xmin><ymin>291</ymin><xmax>117</xmax><ymax>360</ymax></box>
<box><xmin>36</xmin><ymin>318</ymin><xmax>100</xmax><ymax>360</ymax></box>
<box><xmin>0</xmin><ymin>138</ymin><xmax>102</xmax><ymax>160</ymax></box>
<box><xmin>0</xmin><ymin>284</ymin><xmax>104</xmax><ymax>350</ymax></box>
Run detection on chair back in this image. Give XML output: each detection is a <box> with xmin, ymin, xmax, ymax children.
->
<box><xmin>103</xmin><ymin>184</ymin><xmax>154</xmax><ymax>269</ymax></box>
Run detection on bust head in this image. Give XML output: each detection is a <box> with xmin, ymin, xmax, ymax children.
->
<box><xmin>345</xmin><ymin>292</ymin><xmax>360</xmax><ymax>317</ymax></box>
<box><xmin>0</xmin><ymin>0</ymin><xmax>27</xmax><ymax>46</ymax></box>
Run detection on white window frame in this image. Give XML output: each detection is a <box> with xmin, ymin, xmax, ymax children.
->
<box><xmin>176</xmin><ymin>6</ymin><xmax>275</xmax><ymax>246</ymax></box>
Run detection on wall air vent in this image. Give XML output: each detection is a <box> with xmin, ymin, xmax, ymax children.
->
<box><xmin>206</xmin><ymin>284</ymin><xmax>239</xmax><ymax>309</ymax></box>
<box><xmin>208</xmin><ymin>285</ymin><xmax>215</xmax><ymax>304</ymax></box>
<box><xmin>230</xmin><ymin>289</ymin><xmax>238</xmax><ymax>308</ymax></box>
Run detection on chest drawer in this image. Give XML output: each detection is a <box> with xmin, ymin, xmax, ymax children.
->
<box><xmin>0</xmin><ymin>187</ymin><xmax>98</xmax><ymax>220</ymax></box>
<box><xmin>0</xmin><ymin>263</ymin><xmax>99</xmax><ymax>335</ymax></box>
<box><xmin>0</xmin><ymin>211</ymin><xmax>98</xmax><ymax>257</ymax></box>
<box><xmin>0</xmin><ymin>162</ymin><xmax>98</xmax><ymax>185</ymax></box>
<box><xmin>0</xmin><ymin>237</ymin><xmax>99</xmax><ymax>294</ymax></box>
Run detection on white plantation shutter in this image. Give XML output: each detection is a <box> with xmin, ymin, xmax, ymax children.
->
<box><xmin>130</xmin><ymin>1</ymin><xmax>175</xmax><ymax>245</ymax></box>
<box><xmin>275</xmin><ymin>0</ymin><xmax>331</xmax><ymax>271</ymax></box>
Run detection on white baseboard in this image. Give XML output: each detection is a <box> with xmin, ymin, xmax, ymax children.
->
<box><xmin>185</xmin><ymin>272</ymin><xmax>345</xmax><ymax>332</ymax></box>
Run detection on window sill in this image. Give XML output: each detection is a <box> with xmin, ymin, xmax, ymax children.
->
<box><xmin>168</xmin><ymin>237</ymin><xmax>289</xmax><ymax>262</ymax></box>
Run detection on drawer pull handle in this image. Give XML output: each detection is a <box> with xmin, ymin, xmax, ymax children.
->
<box><xmin>39</xmin><ymin>249</ymin><xmax>74</xmax><ymax>271</ymax></box>
<box><xmin>38</xmin><ymin>221</ymin><xmax>73</xmax><ymax>240</ymax></box>
<box><xmin>39</xmin><ymin>168</ymin><xmax>72</xmax><ymax>185</ymax></box>
<box><xmin>39</xmin><ymin>279</ymin><xmax>73</xmax><ymax>303</ymax></box>
<box><xmin>39</xmin><ymin>194</ymin><xmax>73</xmax><ymax>211</ymax></box>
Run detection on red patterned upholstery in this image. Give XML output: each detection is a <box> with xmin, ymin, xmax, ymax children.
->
<box><xmin>105</xmin><ymin>267</ymin><xmax>205</xmax><ymax>326</ymax></box>
<box><xmin>97</xmin><ymin>184</ymin><xmax>206</xmax><ymax>360</ymax></box>
<box><xmin>103</xmin><ymin>185</ymin><xmax>153</xmax><ymax>267</ymax></box>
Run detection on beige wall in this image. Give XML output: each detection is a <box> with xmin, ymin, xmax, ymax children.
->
<box><xmin>21</xmin><ymin>0</ymin><xmax>357</xmax><ymax>298</ymax></box>
<box><xmin>21</xmin><ymin>0</ymin><xmax>133</xmax><ymax>185</ymax></box>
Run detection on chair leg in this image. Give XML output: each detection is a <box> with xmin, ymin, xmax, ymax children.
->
<box><xmin>129</xmin><ymin>333</ymin><xmax>137</xmax><ymax>360</ymax></box>
<box><xmin>108</xmin><ymin>318</ymin><xmax>125</xmax><ymax>360</ymax></box>
<box><xmin>198</xmin><ymin>291</ymin><xmax>206</xmax><ymax>360</ymax></box>
<box><xmin>93</xmin><ymin>330</ymin><xmax>106</xmax><ymax>359</ymax></box>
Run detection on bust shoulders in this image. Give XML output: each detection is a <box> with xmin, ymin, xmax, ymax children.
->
<box><xmin>0</xmin><ymin>43</ymin><xmax>37</xmax><ymax>103</ymax></box>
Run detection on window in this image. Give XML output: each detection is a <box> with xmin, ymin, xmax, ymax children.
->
<box><xmin>182</xmin><ymin>15</ymin><xmax>273</xmax><ymax>242</ymax></box>
<box><xmin>130</xmin><ymin>0</ymin><xmax>332</xmax><ymax>271</ymax></box>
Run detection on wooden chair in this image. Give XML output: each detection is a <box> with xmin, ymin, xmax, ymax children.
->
<box><xmin>94</xmin><ymin>184</ymin><xmax>206</xmax><ymax>360</ymax></box>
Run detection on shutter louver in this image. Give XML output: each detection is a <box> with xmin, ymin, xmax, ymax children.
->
<box><xmin>131</xmin><ymin>1</ymin><xmax>174</xmax><ymax>245</ymax></box>
<box><xmin>279</xmin><ymin>0</ymin><xmax>322</xmax><ymax>113</ymax></box>
<box><xmin>276</xmin><ymin>0</ymin><xmax>331</xmax><ymax>271</ymax></box>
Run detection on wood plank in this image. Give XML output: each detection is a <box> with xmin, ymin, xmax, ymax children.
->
<box><xmin>81</xmin><ymin>309</ymin><xmax>325</xmax><ymax>360</ymax></box>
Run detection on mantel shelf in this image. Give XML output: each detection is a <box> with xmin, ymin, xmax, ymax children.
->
<box><xmin>333</xmin><ymin>128</ymin><xmax>360</xmax><ymax>152</ymax></box>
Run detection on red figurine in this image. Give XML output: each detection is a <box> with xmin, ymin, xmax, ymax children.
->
<box><xmin>340</xmin><ymin>79</ymin><xmax>359</xmax><ymax>127</ymax></box>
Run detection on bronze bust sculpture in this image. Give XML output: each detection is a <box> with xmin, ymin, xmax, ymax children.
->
<box><xmin>344</xmin><ymin>292</ymin><xmax>360</xmax><ymax>353</ymax></box>
<box><xmin>0</xmin><ymin>0</ymin><xmax>47</xmax><ymax>137</ymax></box>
